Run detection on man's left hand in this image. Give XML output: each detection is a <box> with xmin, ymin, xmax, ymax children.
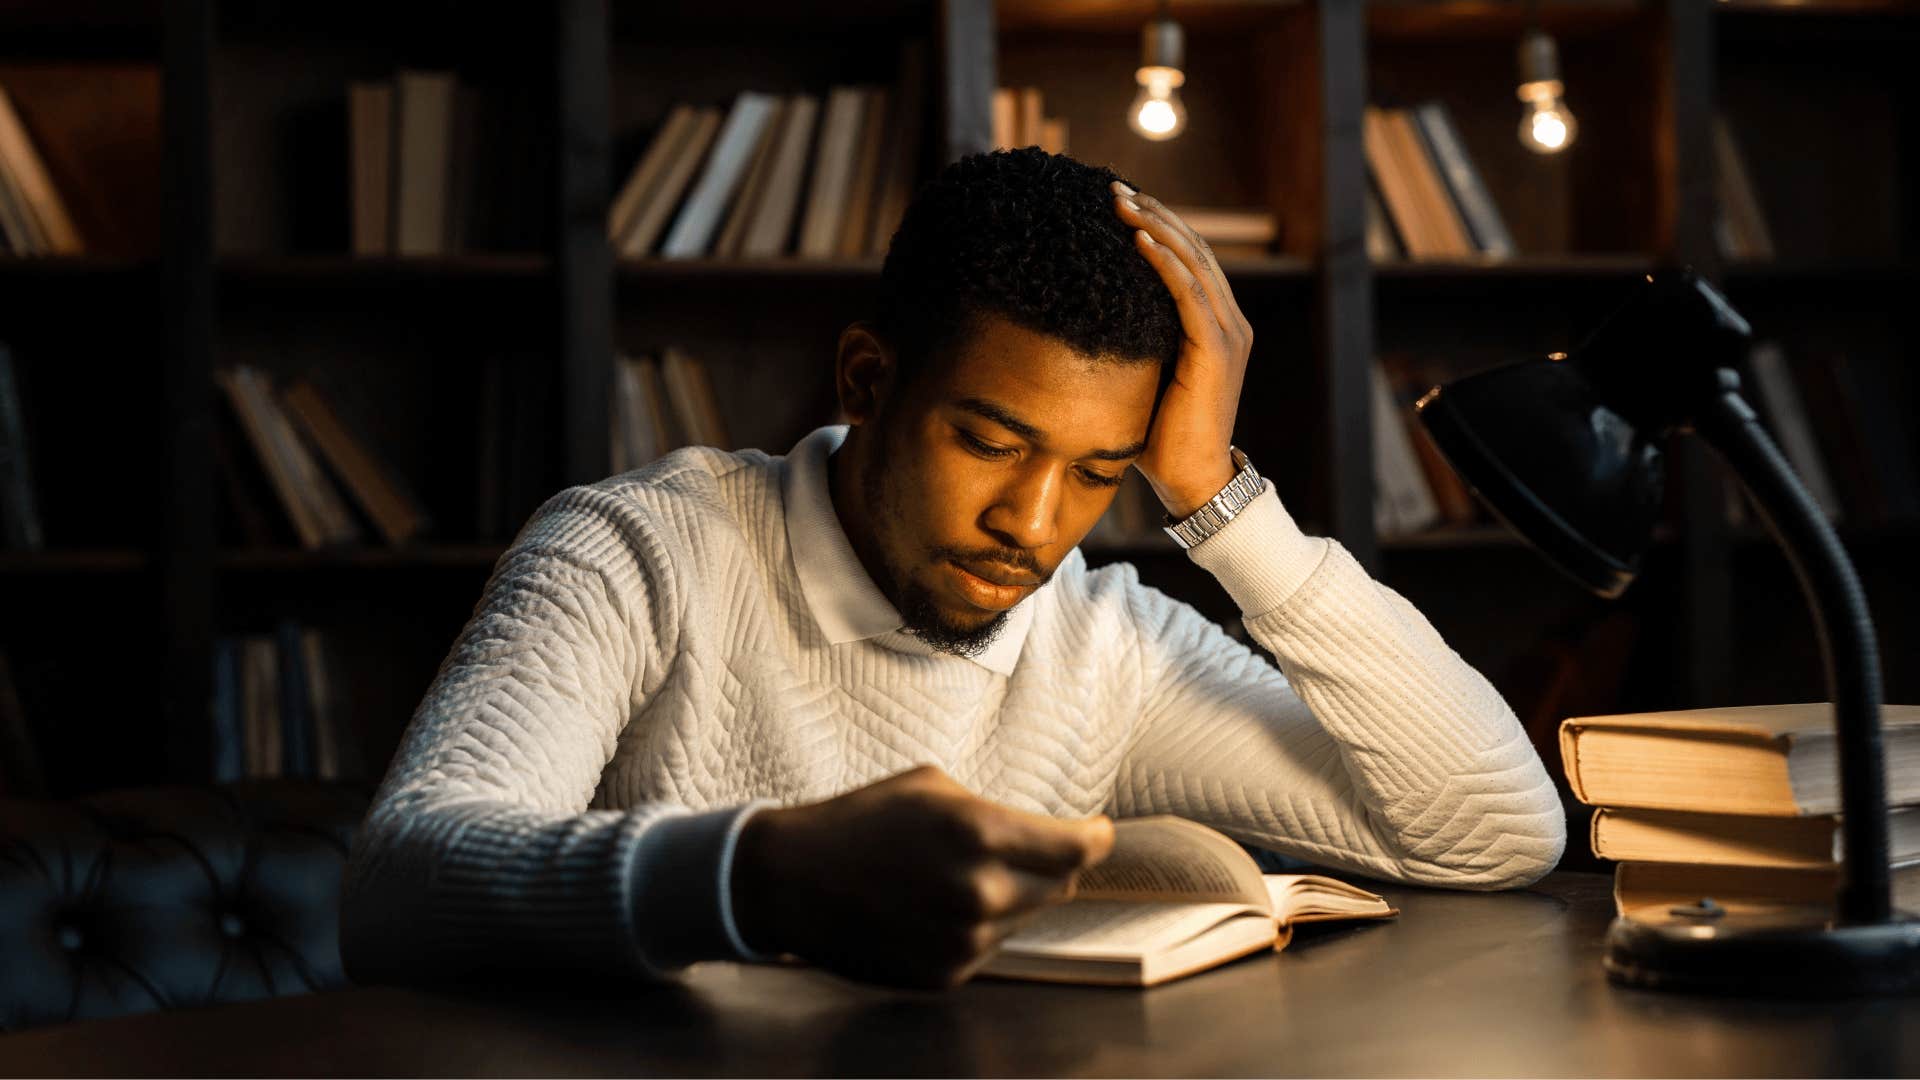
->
<box><xmin>1110</xmin><ymin>180</ymin><xmax>1254</xmax><ymax>521</ymax></box>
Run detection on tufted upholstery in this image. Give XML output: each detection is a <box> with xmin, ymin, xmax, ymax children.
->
<box><xmin>0</xmin><ymin>781</ymin><xmax>371</xmax><ymax>1032</ymax></box>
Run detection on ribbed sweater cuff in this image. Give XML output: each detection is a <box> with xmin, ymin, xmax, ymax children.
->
<box><xmin>1186</xmin><ymin>481</ymin><xmax>1329</xmax><ymax>617</ymax></box>
<box><xmin>629</xmin><ymin>801</ymin><xmax>776</xmax><ymax>972</ymax></box>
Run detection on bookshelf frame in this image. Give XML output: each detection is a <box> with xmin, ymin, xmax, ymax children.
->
<box><xmin>0</xmin><ymin>0</ymin><xmax>1912</xmax><ymax>790</ymax></box>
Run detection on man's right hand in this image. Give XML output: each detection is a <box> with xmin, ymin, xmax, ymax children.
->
<box><xmin>729</xmin><ymin>765</ymin><xmax>1115</xmax><ymax>989</ymax></box>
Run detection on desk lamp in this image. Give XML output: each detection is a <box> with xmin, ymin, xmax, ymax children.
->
<box><xmin>1415</xmin><ymin>269</ymin><xmax>1919</xmax><ymax>996</ymax></box>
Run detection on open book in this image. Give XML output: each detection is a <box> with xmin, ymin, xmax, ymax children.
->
<box><xmin>979</xmin><ymin>816</ymin><xmax>1397</xmax><ymax>987</ymax></box>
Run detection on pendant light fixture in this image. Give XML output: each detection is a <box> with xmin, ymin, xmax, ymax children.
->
<box><xmin>1516</xmin><ymin>6</ymin><xmax>1577</xmax><ymax>155</ymax></box>
<box><xmin>1129</xmin><ymin>0</ymin><xmax>1187</xmax><ymax>142</ymax></box>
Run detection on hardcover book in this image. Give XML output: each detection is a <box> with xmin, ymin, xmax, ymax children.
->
<box><xmin>980</xmin><ymin>816</ymin><xmax>1396</xmax><ymax>987</ymax></box>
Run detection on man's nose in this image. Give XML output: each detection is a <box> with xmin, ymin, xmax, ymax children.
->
<box><xmin>981</xmin><ymin>465</ymin><xmax>1061</xmax><ymax>551</ymax></box>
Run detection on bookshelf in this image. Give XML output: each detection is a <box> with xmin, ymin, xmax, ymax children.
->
<box><xmin>0</xmin><ymin>0</ymin><xmax>1912</xmax><ymax>798</ymax></box>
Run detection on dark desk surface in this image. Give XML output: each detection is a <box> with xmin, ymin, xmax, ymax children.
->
<box><xmin>2</xmin><ymin>871</ymin><xmax>1916</xmax><ymax>1077</ymax></box>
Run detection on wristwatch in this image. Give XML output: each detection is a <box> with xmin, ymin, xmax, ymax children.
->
<box><xmin>1162</xmin><ymin>445</ymin><xmax>1263</xmax><ymax>550</ymax></box>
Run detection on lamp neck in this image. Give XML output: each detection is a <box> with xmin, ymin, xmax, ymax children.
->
<box><xmin>1693</xmin><ymin>389</ymin><xmax>1892</xmax><ymax>925</ymax></box>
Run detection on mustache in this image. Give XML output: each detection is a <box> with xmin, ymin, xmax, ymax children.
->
<box><xmin>931</xmin><ymin>544</ymin><xmax>1051</xmax><ymax>585</ymax></box>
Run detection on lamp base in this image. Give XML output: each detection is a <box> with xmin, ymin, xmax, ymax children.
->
<box><xmin>1604</xmin><ymin>905</ymin><xmax>1920</xmax><ymax>996</ymax></box>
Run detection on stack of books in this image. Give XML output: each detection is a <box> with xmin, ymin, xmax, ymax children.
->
<box><xmin>1559</xmin><ymin>702</ymin><xmax>1920</xmax><ymax>918</ymax></box>
<box><xmin>609</xmin><ymin>41</ymin><xmax>926</xmax><ymax>261</ymax></box>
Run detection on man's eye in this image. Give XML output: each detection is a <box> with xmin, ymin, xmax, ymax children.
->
<box><xmin>960</xmin><ymin>431</ymin><xmax>1014</xmax><ymax>459</ymax></box>
<box><xmin>1079</xmin><ymin>469</ymin><xmax>1124</xmax><ymax>489</ymax></box>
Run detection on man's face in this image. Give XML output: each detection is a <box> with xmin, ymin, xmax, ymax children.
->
<box><xmin>845</xmin><ymin>314</ymin><xmax>1162</xmax><ymax>657</ymax></box>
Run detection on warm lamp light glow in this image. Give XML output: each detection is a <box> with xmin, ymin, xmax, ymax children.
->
<box><xmin>1516</xmin><ymin>29</ymin><xmax>1578</xmax><ymax>155</ymax></box>
<box><xmin>1517</xmin><ymin>79</ymin><xmax>1577</xmax><ymax>154</ymax></box>
<box><xmin>1128</xmin><ymin>65</ymin><xmax>1186</xmax><ymax>141</ymax></box>
<box><xmin>1129</xmin><ymin>12</ymin><xmax>1188</xmax><ymax>143</ymax></box>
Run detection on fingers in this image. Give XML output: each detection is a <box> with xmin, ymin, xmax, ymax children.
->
<box><xmin>1110</xmin><ymin>181</ymin><xmax>1253</xmax><ymax>344</ymax></box>
<box><xmin>978</xmin><ymin>803</ymin><xmax>1116</xmax><ymax>874</ymax></box>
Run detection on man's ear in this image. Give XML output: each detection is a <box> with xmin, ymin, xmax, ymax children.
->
<box><xmin>834</xmin><ymin>322</ymin><xmax>897</xmax><ymax>426</ymax></box>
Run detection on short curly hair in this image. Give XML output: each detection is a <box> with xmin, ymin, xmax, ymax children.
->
<box><xmin>874</xmin><ymin>147</ymin><xmax>1181</xmax><ymax>385</ymax></box>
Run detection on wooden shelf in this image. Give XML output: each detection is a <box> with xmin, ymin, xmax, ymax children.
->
<box><xmin>0</xmin><ymin>549</ymin><xmax>152</xmax><ymax>573</ymax></box>
<box><xmin>1368</xmin><ymin>0</ymin><xmax>1652</xmax><ymax>40</ymax></box>
<box><xmin>617</xmin><ymin>0</ymin><xmax>936</xmax><ymax>33</ymax></box>
<box><xmin>1718</xmin><ymin>0</ymin><xmax>1920</xmax><ymax>16</ymax></box>
<box><xmin>997</xmin><ymin>0</ymin><xmax>1304</xmax><ymax>33</ymax></box>
<box><xmin>217</xmin><ymin>254</ymin><xmax>551</xmax><ymax>285</ymax></box>
<box><xmin>618</xmin><ymin>256</ymin><xmax>884</xmax><ymax>281</ymax></box>
<box><xmin>0</xmin><ymin>255</ymin><xmax>157</xmax><ymax>279</ymax></box>
<box><xmin>1374</xmin><ymin>255</ymin><xmax>1659</xmax><ymax>281</ymax></box>
<box><xmin>218</xmin><ymin>545</ymin><xmax>508</xmax><ymax>571</ymax></box>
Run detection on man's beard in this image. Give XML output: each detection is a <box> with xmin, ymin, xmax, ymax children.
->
<box><xmin>860</xmin><ymin>452</ymin><xmax>1014</xmax><ymax>660</ymax></box>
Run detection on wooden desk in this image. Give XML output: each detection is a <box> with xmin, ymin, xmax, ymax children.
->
<box><xmin>2</xmin><ymin>871</ymin><xmax>1915</xmax><ymax>1077</ymax></box>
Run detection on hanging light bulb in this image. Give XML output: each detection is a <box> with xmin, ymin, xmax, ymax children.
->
<box><xmin>1128</xmin><ymin>4</ymin><xmax>1187</xmax><ymax>142</ymax></box>
<box><xmin>1516</xmin><ymin>27</ymin><xmax>1577</xmax><ymax>154</ymax></box>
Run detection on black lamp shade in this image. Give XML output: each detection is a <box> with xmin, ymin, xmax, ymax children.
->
<box><xmin>1417</xmin><ymin>356</ymin><xmax>1664</xmax><ymax>598</ymax></box>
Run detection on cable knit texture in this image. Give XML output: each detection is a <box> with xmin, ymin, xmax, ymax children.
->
<box><xmin>340</xmin><ymin>432</ymin><xmax>1566</xmax><ymax>985</ymax></box>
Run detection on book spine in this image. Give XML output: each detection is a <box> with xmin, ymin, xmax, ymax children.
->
<box><xmin>1369</xmin><ymin>359</ymin><xmax>1439</xmax><ymax>536</ymax></box>
<box><xmin>1411</xmin><ymin>102</ymin><xmax>1514</xmax><ymax>257</ymax></box>
<box><xmin>621</xmin><ymin>106</ymin><xmax>722</xmax><ymax>258</ymax></box>
<box><xmin>0</xmin><ymin>85</ymin><xmax>83</xmax><ymax>253</ymax></box>
<box><xmin>276</xmin><ymin>620</ymin><xmax>314</xmax><ymax>779</ymax></box>
<box><xmin>348</xmin><ymin>81</ymin><xmax>392</xmax><ymax>256</ymax></box>
<box><xmin>392</xmin><ymin>71</ymin><xmax>457</xmax><ymax>257</ymax></box>
<box><xmin>661</xmin><ymin>92</ymin><xmax>779</xmax><ymax>259</ymax></box>
<box><xmin>611</xmin><ymin>105</ymin><xmax>692</xmax><ymax>244</ymax></box>
<box><xmin>991</xmin><ymin>87</ymin><xmax>1017</xmax><ymax>151</ymax></box>
<box><xmin>740</xmin><ymin>95</ymin><xmax>820</xmax><ymax>258</ymax></box>
<box><xmin>0</xmin><ymin>345</ymin><xmax>44</xmax><ymax>549</ymax></box>
<box><xmin>867</xmin><ymin>40</ymin><xmax>927</xmax><ymax>255</ymax></box>
<box><xmin>210</xmin><ymin>636</ymin><xmax>244</xmax><ymax>784</ymax></box>
<box><xmin>796</xmin><ymin>88</ymin><xmax>868</xmax><ymax>258</ymax></box>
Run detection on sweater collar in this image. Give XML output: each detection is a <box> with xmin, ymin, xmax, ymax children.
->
<box><xmin>781</xmin><ymin>424</ymin><xmax>1034</xmax><ymax>677</ymax></box>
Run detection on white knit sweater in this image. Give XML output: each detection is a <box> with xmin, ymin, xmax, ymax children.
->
<box><xmin>339</xmin><ymin>426</ymin><xmax>1566</xmax><ymax>983</ymax></box>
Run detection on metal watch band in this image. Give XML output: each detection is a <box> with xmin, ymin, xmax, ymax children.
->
<box><xmin>1162</xmin><ymin>446</ymin><xmax>1262</xmax><ymax>550</ymax></box>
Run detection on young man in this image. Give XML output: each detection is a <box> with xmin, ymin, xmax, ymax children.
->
<box><xmin>340</xmin><ymin>148</ymin><xmax>1565</xmax><ymax>991</ymax></box>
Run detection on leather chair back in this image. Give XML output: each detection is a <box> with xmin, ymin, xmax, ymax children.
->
<box><xmin>0</xmin><ymin>781</ymin><xmax>370</xmax><ymax>1032</ymax></box>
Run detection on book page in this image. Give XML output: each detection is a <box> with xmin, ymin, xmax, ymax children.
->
<box><xmin>997</xmin><ymin>901</ymin><xmax>1266</xmax><ymax>958</ymax></box>
<box><xmin>1075</xmin><ymin>817</ymin><xmax>1270</xmax><ymax>910</ymax></box>
<box><xmin>1264</xmin><ymin>874</ymin><xmax>1393</xmax><ymax>922</ymax></box>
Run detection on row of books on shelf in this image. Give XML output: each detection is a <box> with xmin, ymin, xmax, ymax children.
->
<box><xmin>211</xmin><ymin>621</ymin><xmax>367</xmax><ymax>783</ymax></box>
<box><xmin>1560</xmin><ymin>702</ymin><xmax>1919</xmax><ymax>916</ymax></box>
<box><xmin>215</xmin><ymin>365</ymin><xmax>430</xmax><ymax>551</ymax></box>
<box><xmin>1363</xmin><ymin>102</ymin><xmax>1776</xmax><ymax>262</ymax></box>
<box><xmin>348</xmin><ymin>69</ymin><xmax>544</xmax><ymax>257</ymax></box>
<box><xmin>611</xmin><ymin>349</ymin><xmax>731</xmax><ymax>472</ymax></box>
<box><xmin>213</xmin><ymin>344</ymin><xmax>738</xmax><ymax>554</ymax></box>
<box><xmin>0</xmin><ymin>85</ymin><xmax>82</xmax><ymax>256</ymax></box>
<box><xmin>990</xmin><ymin>86</ymin><xmax>1069</xmax><ymax>157</ymax></box>
<box><xmin>608</xmin><ymin>41</ymin><xmax>926</xmax><ymax>262</ymax></box>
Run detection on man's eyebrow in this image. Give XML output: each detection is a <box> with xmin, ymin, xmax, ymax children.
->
<box><xmin>953</xmin><ymin>397</ymin><xmax>1146</xmax><ymax>461</ymax></box>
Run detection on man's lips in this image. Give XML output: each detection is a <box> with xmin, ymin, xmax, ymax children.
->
<box><xmin>952</xmin><ymin>560</ymin><xmax>1041</xmax><ymax>588</ymax></box>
